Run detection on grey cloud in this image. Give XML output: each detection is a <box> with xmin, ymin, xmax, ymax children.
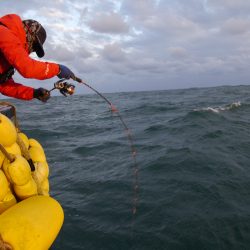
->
<box><xmin>127</xmin><ymin>58</ymin><xmax>165</xmax><ymax>73</ymax></box>
<box><xmin>46</xmin><ymin>44</ymin><xmax>76</xmax><ymax>62</ymax></box>
<box><xmin>88</xmin><ymin>12</ymin><xmax>129</xmax><ymax>34</ymax></box>
<box><xmin>143</xmin><ymin>13</ymin><xmax>205</xmax><ymax>40</ymax></box>
<box><xmin>168</xmin><ymin>47</ymin><xmax>189</xmax><ymax>58</ymax></box>
<box><xmin>74</xmin><ymin>58</ymin><xmax>100</xmax><ymax>74</ymax></box>
<box><xmin>221</xmin><ymin>18</ymin><xmax>250</xmax><ymax>35</ymax></box>
<box><xmin>76</xmin><ymin>47</ymin><xmax>93</xmax><ymax>59</ymax></box>
<box><xmin>208</xmin><ymin>0</ymin><xmax>250</xmax><ymax>10</ymax></box>
<box><xmin>121</xmin><ymin>0</ymin><xmax>157</xmax><ymax>21</ymax></box>
<box><xmin>101</xmin><ymin>43</ymin><xmax>127</xmax><ymax>62</ymax></box>
<box><xmin>0</xmin><ymin>1</ymin><xmax>44</xmax><ymax>16</ymax></box>
<box><xmin>1</xmin><ymin>0</ymin><xmax>250</xmax><ymax>93</ymax></box>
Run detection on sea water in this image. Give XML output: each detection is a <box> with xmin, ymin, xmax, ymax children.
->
<box><xmin>7</xmin><ymin>85</ymin><xmax>250</xmax><ymax>249</ymax></box>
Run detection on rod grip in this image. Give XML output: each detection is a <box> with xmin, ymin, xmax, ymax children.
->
<box><xmin>72</xmin><ymin>76</ymin><xmax>82</xmax><ymax>83</ymax></box>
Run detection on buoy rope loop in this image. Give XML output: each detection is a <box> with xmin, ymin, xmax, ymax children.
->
<box><xmin>0</xmin><ymin>101</ymin><xmax>20</xmax><ymax>130</ymax></box>
<box><xmin>0</xmin><ymin>144</ymin><xmax>15</xmax><ymax>163</ymax></box>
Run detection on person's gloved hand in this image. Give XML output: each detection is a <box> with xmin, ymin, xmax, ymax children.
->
<box><xmin>57</xmin><ymin>64</ymin><xmax>75</xmax><ymax>79</ymax></box>
<box><xmin>33</xmin><ymin>88</ymin><xmax>50</xmax><ymax>102</ymax></box>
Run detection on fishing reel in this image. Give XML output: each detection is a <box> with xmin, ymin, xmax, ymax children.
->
<box><xmin>51</xmin><ymin>79</ymin><xmax>75</xmax><ymax>97</ymax></box>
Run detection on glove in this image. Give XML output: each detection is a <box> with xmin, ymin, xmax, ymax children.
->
<box><xmin>57</xmin><ymin>64</ymin><xmax>75</xmax><ymax>79</ymax></box>
<box><xmin>33</xmin><ymin>88</ymin><xmax>50</xmax><ymax>102</ymax></box>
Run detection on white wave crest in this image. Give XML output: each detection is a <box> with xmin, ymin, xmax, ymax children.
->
<box><xmin>194</xmin><ymin>101</ymin><xmax>241</xmax><ymax>113</ymax></box>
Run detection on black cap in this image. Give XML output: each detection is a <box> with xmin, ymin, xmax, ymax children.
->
<box><xmin>34</xmin><ymin>24</ymin><xmax>46</xmax><ymax>58</ymax></box>
<box><xmin>23</xmin><ymin>19</ymin><xmax>46</xmax><ymax>58</ymax></box>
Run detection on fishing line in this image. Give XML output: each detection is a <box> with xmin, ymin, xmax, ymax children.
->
<box><xmin>72</xmin><ymin>76</ymin><xmax>139</xmax><ymax>216</ymax></box>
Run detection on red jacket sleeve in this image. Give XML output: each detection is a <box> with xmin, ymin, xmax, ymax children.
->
<box><xmin>0</xmin><ymin>26</ymin><xmax>60</xmax><ymax>79</ymax></box>
<box><xmin>0</xmin><ymin>78</ymin><xmax>34</xmax><ymax>100</ymax></box>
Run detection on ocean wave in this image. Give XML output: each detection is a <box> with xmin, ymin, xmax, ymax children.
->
<box><xmin>123</xmin><ymin>103</ymin><xmax>178</xmax><ymax>115</ymax></box>
<box><xmin>144</xmin><ymin>124</ymin><xmax>167</xmax><ymax>132</ymax></box>
<box><xmin>193</xmin><ymin>101</ymin><xmax>241</xmax><ymax>113</ymax></box>
<box><xmin>8</xmin><ymin>87</ymin><xmax>250</xmax><ymax>250</ymax></box>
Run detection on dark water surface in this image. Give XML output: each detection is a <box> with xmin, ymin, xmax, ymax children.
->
<box><xmin>7</xmin><ymin>85</ymin><xmax>250</xmax><ymax>249</ymax></box>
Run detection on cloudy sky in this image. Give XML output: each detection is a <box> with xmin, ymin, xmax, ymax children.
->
<box><xmin>1</xmin><ymin>0</ymin><xmax>250</xmax><ymax>93</ymax></box>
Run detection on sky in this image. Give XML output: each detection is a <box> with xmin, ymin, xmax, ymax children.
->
<box><xmin>1</xmin><ymin>0</ymin><xmax>250</xmax><ymax>93</ymax></box>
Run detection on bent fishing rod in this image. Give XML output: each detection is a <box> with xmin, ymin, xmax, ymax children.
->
<box><xmin>50</xmin><ymin>77</ymin><xmax>139</xmax><ymax>215</ymax></box>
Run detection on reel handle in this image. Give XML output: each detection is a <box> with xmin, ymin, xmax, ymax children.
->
<box><xmin>50</xmin><ymin>79</ymin><xmax>75</xmax><ymax>97</ymax></box>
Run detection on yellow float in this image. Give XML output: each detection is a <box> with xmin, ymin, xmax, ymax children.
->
<box><xmin>0</xmin><ymin>102</ymin><xmax>64</xmax><ymax>249</ymax></box>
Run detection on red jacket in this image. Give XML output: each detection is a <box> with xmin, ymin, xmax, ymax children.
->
<box><xmin>0</xmin><ymin>14</ymin><xmax>60</xmax><ymax>100</ymax></box>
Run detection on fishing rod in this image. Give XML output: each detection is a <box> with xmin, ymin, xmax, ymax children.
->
<box><xmin>50</xmin><ymin>76</ymin><xmax>139</xmax><ymax>215</ymax></box>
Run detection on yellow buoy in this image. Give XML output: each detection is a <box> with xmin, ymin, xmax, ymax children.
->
<box><xmin>0</xmin><ymin>192</ymin><xmax>16</xmax><ymax>214</ymax></box>
<box><xmin>0</xmin><ymin>170</ymin><xmax>17</xmax><ymax>214</ymax></box>
<box><xmin>0</xmin><ymin>170</ymin><xmax>10</xmax><ymax>201</ymax></box>
<box><xmin>29</xmin><ymin>146</ymin><xmax>46</xmax><ymax>162</ymax></box>
<box><xmin>14</xmin><ymin>179</ymin><xmax>38</xmax><ymax>200</ymax></box>
<box><xmin>35</xmin><ymin>161</ymin><xmax>49</xmax><ymax>179</ymax></box>
<box><xmin>0</xmin><ymin>114</ymin><xmax>17</xmax><ymax>147</ymax></box>
<box><xmin>32</xmin><ymin>162</ymin><xmax>50</xmax><ymax>196</ymax></box>
<box><xmin>18</xmin><ymin>133</ymin><xmax>29</xmax><ymax>150</ymax></box>
<box><xmin>3</xmin><ymin>155</ymin><xmax>38</xmax><ymax>200</ymax></box>
<box><xmin>2</xmin><ymin>159</ymin><xmax>11</xmax><ymax>183</ymax></box>
<box><xmin>4</xmin><ymin>142</ymin><xmax>21</xmax><ymax>156</ymax></box>
<box><xmin>6</xmin><ymin>155</ymin><xmax>31</xmax><ymax>186</ymax></box>
<box><xmin>28</xmin><ymin>138</ymin><xmax>43</xmax><ymax>150</ymax></box>
<box><xmin>40</xmin><ymin>179</ymin><xmax>50</xmax><ymax>196</ymax></box>
<box><xmin>0</xmin><ymin>196</ymin><xmax>64</xmax><ymax>250</ymax></box>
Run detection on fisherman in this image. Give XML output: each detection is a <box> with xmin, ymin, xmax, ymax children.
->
<box><xmin>0</xmin><ymin>13</ymin><xmax>75</xmax><ymax>102</ymax></box>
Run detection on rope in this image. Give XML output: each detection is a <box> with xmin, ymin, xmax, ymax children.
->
<box><xmin>16</xmin><ymin>135</ymin><xmax>35</xmax><ymax>171</ymax></box>
<box><xmin>0</xmin><ymin>102</ymin><xmax>20</xmax><ymax>130</ymax></box>
<box><xmin>16</xmin><ymin>135</ymin><xmax>29</xmax><ymax>158</ymax></box>
<box><xmin>0</xmin><ymin>144</ymin><xmax>15</xmax><ymax>163</ymax></box>
<box><xmin>0</xmin><ymin>235</ymin><xmax>12</xmax><ymax>250</ymax></box>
